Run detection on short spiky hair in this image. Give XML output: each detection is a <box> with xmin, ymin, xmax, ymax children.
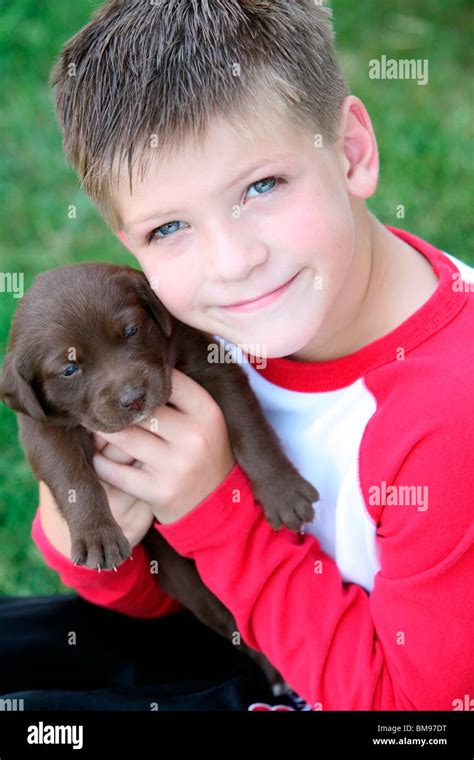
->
<box><xmin>50</xmin><ymin>0</ymin><xmax>350</xmax><ymax>231</ymax></box>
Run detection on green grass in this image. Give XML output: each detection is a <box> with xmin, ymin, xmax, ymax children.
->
<box><xmin>0</xmin><ymin>0</ymin><xmax>472</xmax><ymax>595</ymax></box>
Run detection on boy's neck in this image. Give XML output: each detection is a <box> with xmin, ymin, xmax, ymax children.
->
<box><xmin>287</xmin><ymin>210</ymin><xmax>440</xmax><ymax>363</ymax></box>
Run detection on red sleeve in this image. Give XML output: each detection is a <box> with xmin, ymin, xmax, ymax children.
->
<box><xmin>155</xmin><ymin>441</ymin><xmax>474</xmax><ymax>710</ymax></box>
<box><xmin>31</xmin><ymin>508</ymin><xmax>182</xmax><ymax>619</ymax></box>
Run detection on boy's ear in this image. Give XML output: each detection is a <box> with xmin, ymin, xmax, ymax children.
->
<box><xmin>0</xmin><ymin>353</ymin><xmax>46</xmax><ymax>420</ymax></box>
<box><xmin>338</xmin><ymin>95</ymin><xmax>379</xmax><ymax>200</ymax></box>
<box><xmin>116</xmin><ymin>230</ymin><xmax>135</xmax><ymax>255</ymax></box>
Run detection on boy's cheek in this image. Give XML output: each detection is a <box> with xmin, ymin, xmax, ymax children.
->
<box><xmin>138</xmin><ymin>260</ymin><xmax>194</xmax><ymax>319</ymax></box>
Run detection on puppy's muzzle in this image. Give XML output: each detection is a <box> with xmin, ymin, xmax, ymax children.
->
<box><xmin>119</xmin><ymin>384</ymin><xmax>147</xmax><ymax>411</ymax></box>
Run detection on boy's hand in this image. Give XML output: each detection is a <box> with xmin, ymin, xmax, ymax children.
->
<box><xmin>92</xmin><ymin>369</ymin><xmax>237</xmax><ymax>525</ymax></box>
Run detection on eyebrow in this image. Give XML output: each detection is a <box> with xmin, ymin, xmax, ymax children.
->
<box><xmin>126</xmin><ymin>152</ymin><xmax>295</xmax><ymax>232</ymax></box>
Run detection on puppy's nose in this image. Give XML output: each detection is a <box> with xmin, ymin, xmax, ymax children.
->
<box><xmin>119</xmin><ymin>385</ymin><xmax>146</xmax><ymax>411</ymax></box>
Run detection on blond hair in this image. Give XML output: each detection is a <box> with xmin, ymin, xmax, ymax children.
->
<box><xmin>50</xmin><ymin>0</ymin><xmax>350</xmax><ymax>231</ymax></box>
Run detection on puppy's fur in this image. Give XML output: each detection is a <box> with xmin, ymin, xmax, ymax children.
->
<box><xmin>1</xmin><ymin>263</ymin><xmax>319</xmax><ymax>688</ymax></box>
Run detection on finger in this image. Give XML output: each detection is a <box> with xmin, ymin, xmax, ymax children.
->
<box><xmin>97</xmin><ymin>425</ymin><xmax>166</xmax><ymax>469</ymax></box>
<box><xmin>90</xmin><ymin>432</ymin><xmax>136</xmax><ymax>467</ymax></box>
<box><xmin>92</xmin><ymin>452</ymin><xmax>155</xmax><ymax>503</ymax></box>
<box><xmin>168</xmin><ymin>367</ymin><xmax>219</xmax><ymax>417</ymax></box>
<box><xmin>98</xmin><ymin>478</ymin><xmax>134</xmax><ymax>509</ymax></box>
<box><xmin>96</xmin><ymin>461</ymin><xmax>143</xmax><ymax>512</ymax></box>
<box><xmin>100</xmin><ymin>441</ymin><xmax>137</xmax><ymax>466</ymax></box>
<box><xmin>135</xmin><ymin>403</ymin><xmax>191</xmax><ymax>443</ymax></box>
<box><xmin>91</xmin><ymin>432</ymin><xmax>108</xmax><ymax>453</ymax></box>
<box><xmin>91</xmin><ymin>430</ymin><xmax>137</xmax><ymax>465</ymax></box>
<box><xmin>93</xmin><ymin>454</ymin><xmax>143</xmax><ymax>484</ymax></box>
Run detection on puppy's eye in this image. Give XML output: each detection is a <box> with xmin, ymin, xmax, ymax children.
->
<box><xmin>124</xmin><ymin>326</ymin><xmax>138</xmax><ymax>337</ymax></box>
<box><xmin>62</xmin><ymin>365</ymin><xmax>79</xmax><ymax>377</ymax></box>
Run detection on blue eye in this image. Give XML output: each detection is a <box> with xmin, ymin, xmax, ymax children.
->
<box><xmin>246</xmin><ymin>177</ymin><xmax>278</xmax><ymax>198</ymax></box>
<box><xmin>124</xmin><ymin>325</ymin><xmax>138</xmax><ymax>337</ymax></box>
<box><xmin>145</xmin><ymin>176</ymin><xmax>281</xmax><ymax>246</ymax></box>
<box><xmin>158</xmin><ymin>222</ymin><xmax>181</xmax><ymax>236</ymax></box>
<box><xmin>146</xmin><ymin>221</ymin><xmax>183</xmax><ymax>245</ymax></box>
<box><xmin>63</xmin><ymin>365</ymin><xmax>78</xmax><ymax>377</ymax></box>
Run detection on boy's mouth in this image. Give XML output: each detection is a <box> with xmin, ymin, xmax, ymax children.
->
<box><xmin>221</xmin><ymin>271</ymin><xmax>302</xmax><ymax>314</ymax></box>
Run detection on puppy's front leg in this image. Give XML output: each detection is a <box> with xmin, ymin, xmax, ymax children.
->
<box><xmin>19</xmin><ymin>415</ymin><xmax>131</xmax><ymax>569</ymax></box>
<box><xmin>180</xmin><ymin>340</ymin><xmax>319</xmax><ymax>532</ymax></box>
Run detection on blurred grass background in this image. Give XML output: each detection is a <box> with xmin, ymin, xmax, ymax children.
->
<box><xmin>0</xmin><ymin>0</ymin><xmax>472</xmax><ymax>595</ymax></box>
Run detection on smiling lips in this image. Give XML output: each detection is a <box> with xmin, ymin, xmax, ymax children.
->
<box><xmin>222</xmin><ymin>271</ymin><xmax>301</xmax><ymax>313</ymax></box>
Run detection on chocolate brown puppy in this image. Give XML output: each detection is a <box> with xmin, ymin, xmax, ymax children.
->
<box><xmin>1</xmin><ymin>263</ymin><xmax>319</xmax><ymax>572</ymax></box>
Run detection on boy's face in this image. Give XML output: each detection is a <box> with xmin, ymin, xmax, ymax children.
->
<box><xmin>115</xmin><ymin>112</ymin><xmax>360</xmax><ymax>359</ymax></box>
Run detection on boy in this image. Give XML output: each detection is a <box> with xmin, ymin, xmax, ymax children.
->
<box><xmin>30</xmin><ymin>0</ymin><xmax>474</xmax><ymax>710</ymax></box>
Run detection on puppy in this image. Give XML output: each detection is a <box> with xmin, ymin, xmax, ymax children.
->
<box><xmin>1</xmin><ymin>263</ymin><xmax>319</xmax><ymax>570</ymax></box>
<box><xmin>1</xmin><ymin>263</ymin><xmax>319</xmax><ymax>689</ymax></box>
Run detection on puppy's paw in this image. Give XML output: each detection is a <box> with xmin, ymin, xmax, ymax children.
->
<box><xmin>256</xmin><ymin>475</ymin><xmax>319</xmax><ymax>533</ymax></box>
<box><xmin>71</xmin><ymin>522</ymin><xmax>131</xmax><ymax>571</ymax></box>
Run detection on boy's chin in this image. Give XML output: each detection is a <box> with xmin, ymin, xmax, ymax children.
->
<box><xmin>206</xmin><ymin>308</ymin><xmax>325</xmax><ymax>360</ymax></box>
<box><xmin>235</xmin><ymin>331</ymin><xmax>317</xmax><ymax>361</ymax></box>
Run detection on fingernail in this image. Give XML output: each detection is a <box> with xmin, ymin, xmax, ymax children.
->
<box><xmin>92</xmin><ymin>454</ymin><xmax>107</xmax><ymax>474</ymax></box>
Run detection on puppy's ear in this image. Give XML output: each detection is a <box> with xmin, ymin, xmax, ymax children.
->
<box><xmin>0</xmin><ymin>353</ymin><xmax>46</xmax><ymax>421</ymax></box>
<box><xmin>133</xmin><ymin>272</ymin><xmax>173</xmax><ymax>338</ymax></box>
